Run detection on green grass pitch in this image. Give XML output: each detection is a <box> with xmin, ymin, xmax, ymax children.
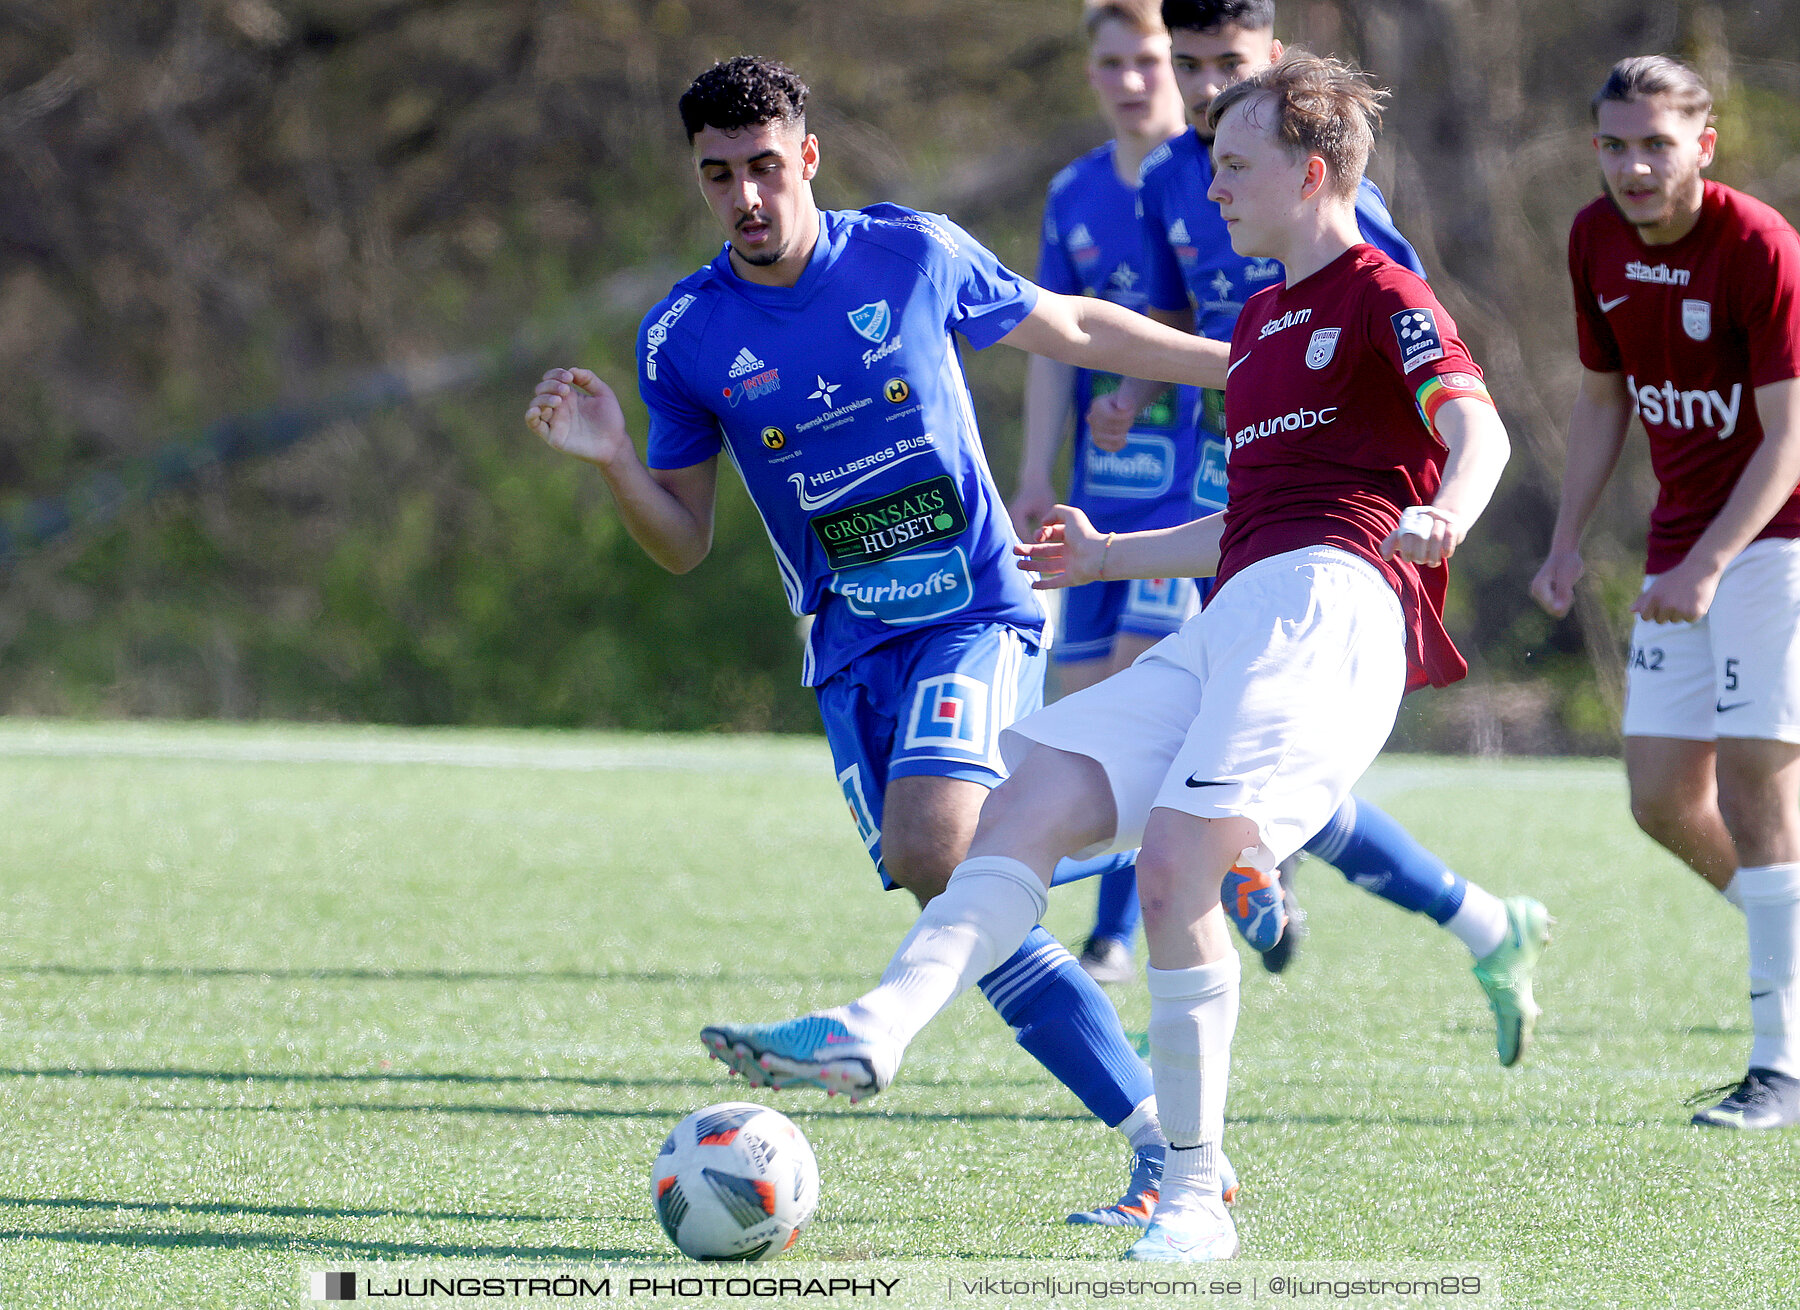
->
<box><xmin>0</xmin><ymin>720</ymin><xmax>1796</xmax><ymax>1307</ymax></box>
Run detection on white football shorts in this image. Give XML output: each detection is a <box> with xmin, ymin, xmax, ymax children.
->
<box><xmin>1001</xmin><ymin>545</ymin><xmax>1408</xmax><ymax>870</ymax></box>
<box><xmin>1622</xmin><ymin>536</ymin><xmax>1800</xmax><ymax>744</ymax></box>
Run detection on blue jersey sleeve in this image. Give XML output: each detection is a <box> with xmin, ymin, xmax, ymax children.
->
<box><xmin>1354</xmin><ymin>179</ymin><xmax>1427</xmax><ymax>277</ymax></box>
<box><xmin>1137</xmin><ymin>165</ymin><xmax>1190</xmax><ymax>313</ymax></box>
<box><xmin>637</xmin><ymin>295</ymin><xmax>721</xmax><ymax>471</ymax></box>
<box><xmin>920</xmin><ymin>212</ymin><xmax>1040</xmax><ymax>350</ymax></box>
<box><xmin>1035</xmin><ymin>177</ymin><xmax>1080</xmax><ymax>297</ymax></box>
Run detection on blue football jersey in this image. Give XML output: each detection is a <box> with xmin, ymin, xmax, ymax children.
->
<box><xmin>638</xmin><ymin>205</ymin><xmax>1051</xmax><ymax>687</ymax></box>
<box><xmin>1138</xmin><ymin>126</ymin><xmax>1426</xmax><ymax>339</ymax></box>
<box><xmin>1037</xmin><ymin>143</ymin><xmax>1214</xmax><ymax>531</ymax></box>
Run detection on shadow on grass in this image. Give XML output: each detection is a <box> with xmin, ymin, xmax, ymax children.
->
<box><xmin>0</xmin><ymin>964</ymin><xmax>869</xmax><ymax>986</ymax></box>
<box><xmin>140</xmin><ymin>1102</ymin><xmax>1092</xmax><ymax>1125</ymax></box>
<box><xmin>0</xmin><ymin>1195</ymin><xmax>568</xmax><ymax>1225</ymax></box>
<box><xmin>0</xmin><ymin>1065</ymin><xmax>1059</xmax><ymax>1101</ymax></box>
<box><xmin>0</xmin><ymin>1226</ymin><xmax>656</xmax><ymax>1261</ymax></box>
<box><xmin>0</xmin><ymin>1065</ymin><xmax>707</xmax><ymax>1091</ymax></box>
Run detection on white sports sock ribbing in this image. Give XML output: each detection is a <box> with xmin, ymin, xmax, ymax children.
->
<box><xmin>1117</xmin><ymin>1096</ymin><xmax>1166</xmax><ymax>1152</ymax></box>
<box><xmin>1145</xmin><ymin>952</ymin><xmax>1241</xmax><ymax>1219</ymax></box>
<box><xmin>841</xmin><ymin>856</ymin><xmax>1048</xmax><ymax>1049</ymax></box>
<box><xmin>1446</xmin><ymin>883</ymin><xmax>1509</xmax><ymax>959</ymax></box>
<box><xmin>1736</xmin><ymin>862</ymin><xmax>1800</xmax><ymax>1078</ymax></box>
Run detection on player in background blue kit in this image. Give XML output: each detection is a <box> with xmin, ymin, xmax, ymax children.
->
<box><xmin>528</xmin><ymin>57</ymin><xmax>1239</xmax><ymax>1223</ymax></box>
<box><xmin>1092</xmin><ymin>0</ymin><xmax>1550</xmax><ymax>1064</ymax></box>
<box><xmin>1010</xmin><ymin>0</ymin><xmax>1212</xmax><ymax>987</ymax></box>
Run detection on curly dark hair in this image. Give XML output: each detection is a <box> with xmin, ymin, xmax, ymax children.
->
<box><xmin>1161</xmin><ymin>0</ymin><xmax>1274</xmax><ymax>34</ymax></box>
<box><xmin>678</xmin><ymin>56</ymin><xmax>809</xmax><ymax>143</ymax></box>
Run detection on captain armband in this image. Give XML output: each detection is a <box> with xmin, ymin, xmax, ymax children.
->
<box><xmin>1414</xmin><ymin>370</ymin><xmax>1494</xmax><ymax>438</ymax></box>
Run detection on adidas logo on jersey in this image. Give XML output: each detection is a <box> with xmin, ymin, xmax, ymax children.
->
<box><xmin>728</xmin><ymin>347</ymin><xmax>766</xmax><ymax>378</ymax></box>
<box><xmin>1067</xmin><ymin>223</ymin><xmax>1096</xmax><ymax>252</ymax></box>
<box><xmin>1168</xmin><ymin>219</ymin><xmax>1191</xmax><ymax>247</ymax></box>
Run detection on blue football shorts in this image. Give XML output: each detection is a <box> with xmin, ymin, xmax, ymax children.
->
<box><xmin>815</xmin><ymin>621</ymin><xmax>1046</xmax><ymax>886</ymax></box>
<box><xmin>1053</xmin><ymin>575</ymin><xmax>1210</xmax><ymax>665</ymax></box>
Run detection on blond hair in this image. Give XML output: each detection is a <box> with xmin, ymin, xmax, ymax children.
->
<box><xmin>1083</xmin><ymin>0</ymin><xmax>1165</xmax><ymax>39</ymax></box>
<box><xmin>1208</xmin><ymin>50</ymin><xmax>1386</xmax><ymax>201</ymax></box>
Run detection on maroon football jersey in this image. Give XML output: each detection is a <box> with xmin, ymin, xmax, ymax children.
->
<box><xmin>1218</xmin><ymin>245</ymin><xmax>1481</xmax><ymax>690</ymax></box>
<box><xmin>1569</xmin><ymin>180</ymin><xmax>1800</xmax><ymax>573</ymax></box>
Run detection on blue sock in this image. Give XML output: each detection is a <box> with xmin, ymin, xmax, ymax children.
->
<box><xmin>1305</xmin><ymin>793</ymin><xmax>1466</xmax><ymax>923</ymax></box>
<box><xmin>1049</xmin><ymin>849</ymin><xmax>1136</xmax><ymax>887</ymax></box>
<box><xmin>1091</xmin><ymin>859</ymin><xmax>1141</xmax><ymax>947</ymax></box>
<box><xmin>977</xmin><ymin>924</ymin><xmax>1152</xmax><ymax>1127</ymax></box>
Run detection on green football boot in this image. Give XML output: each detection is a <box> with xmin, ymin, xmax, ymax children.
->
<box><xmin>1471</xmin><ymin>896</ymin><xmax>1552</xmax><ymax>1067</ymax></box>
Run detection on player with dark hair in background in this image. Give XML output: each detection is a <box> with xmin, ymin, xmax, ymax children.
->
<box><xmin>1010</xmin><ymin>0</ymin><xmax>1208</xmax><ymax>988</ymax></box>
<box><xmin>529</xmin><ymin>55</ymin><xmax>1242</xmax><ymax>1222</ymax></box>
<box><xmin>705</xmin><ymin>51</ymin><xmax>1515</xmax><ymax>1261</ymax></box>
<box><xmin>1533</xmin><ymin>55</ymin><xmax>1800</xmax><ymax>1130</ymax></box>
<box><xmin>1085</xmin><ymin>0</ymin><xmax>1552</xmax><ymax>1063</ymax></box>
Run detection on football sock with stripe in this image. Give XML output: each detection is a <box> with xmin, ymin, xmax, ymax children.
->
<box><xmin>1307</xmin><ymin>793</ymin><xmax>1506</xmax><ymax>956</ymax></box>
<box><xmin>841</xmin><ymin>855</ymin><xmax>1046</xmax><ymax>1049</ymax></box>
<box><xmin>977</xmin><ymin>924</ymin><xmax>1156</xmax><ymax>1127</ymax></box>
<box><xmin>1146</xmin><ymin>952</ymin><xmax>1240</xmax><ymax>1218</ymax></box>
<box><xmin>1737</xmin><ymin>861</ymin><xmax>1800</xmax><ymax>1078</ymax></box>
<box><xmin>1090</xmin><ymin>856</ymin><xmax>1143</xmax><ymax>947</ymax></box>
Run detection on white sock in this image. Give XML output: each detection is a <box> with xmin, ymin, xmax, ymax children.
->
<box><xmin>1446</xmin><ymin>883</ymin><xmax>1509</xmax><ymax>959</ymax></box>
<box><xmin>1723</xmin><ymin>874</ymin><xmax>1745</xmax><ymax>913</ymax></box>
<box><xmin>1117</xmin><ymin>1096</ymin><xmax>1166</xmax><ymax>1152</ymax></box>
<box><xmin>1145</xmin><ymin>952</ymin><xmax>1241</xmax><ymax>1219</ymax></box>
<box><xmin>841</xmin><ymin>856</ymin><xmax>1047</xmax><ymax>1049</ymax></box>
<box><xmin>1736</xmin><ymin>862</ymin><xmax>1800</xmax><ymax>1078</ymax></box>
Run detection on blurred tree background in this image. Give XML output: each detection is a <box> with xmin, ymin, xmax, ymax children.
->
<box><xmin>0</xmin><ymin>0</ymin><xmax>1796</xmax><ymax>749</ymax></box>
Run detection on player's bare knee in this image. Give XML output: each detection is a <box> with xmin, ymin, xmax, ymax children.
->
<box><xmin>970</xmin><ymin>745</ymin><xmax>1114</xmax><ymax>860</ymax></box>
<box><xmin>1628</xmin><ymin>790</ymin><xmax>1689</xmax><ymax>843</ymax></box>
<box><xmin>882</xmin><ymin>844</ymin><xmax>955</xmax><ymax>907</ymax></box>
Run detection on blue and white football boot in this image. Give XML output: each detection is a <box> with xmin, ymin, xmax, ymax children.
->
<box><xmin>1122</xmin><ymin>1196</ymin><xmax>1239</xmax><ymax>1262</ymax></box>
<box><xmin>701</xmin><ymin>1013</ymin><xmax>898</xmax><ymax>1104</ymax></box>
<box><xmin>1222</xmin><ymin>861</ymin><xmax>1288</xmax><ymax>954</ymax></box>
<box><xmin>1067</xmin><ymin>1144</ymin><xmax>1239</xmax><ymax>1227</ymax></box>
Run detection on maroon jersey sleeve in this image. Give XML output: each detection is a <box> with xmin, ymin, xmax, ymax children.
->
<box><xmin>1737</xmin><ymin>221</ymin><xmax>1800</xmax><ymax>389</ymax></box>
<box><xmin>1361</xmin><ymin>266</ymin><xmax>1485</xmax><ymax>406</ymax></box>
<box><xmin>1568</xmin><ymin>208</ymin><xmax>1623</xmax><ymax>374</ymax></box>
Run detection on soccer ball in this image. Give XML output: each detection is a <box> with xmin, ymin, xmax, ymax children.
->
<box><xmin>651</xmin><ymin>1102</ymin><xmax>819</xmax><ymax>1261</ymax></box>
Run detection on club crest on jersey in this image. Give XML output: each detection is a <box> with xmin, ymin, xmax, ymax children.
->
<box><xmin>848</xmin><ymin>301</ymin><xmax>892</xmax><ymax>343</ymax></box>
<box><xmin>1391</xmin><ymin>308</ymin><xmax>1445</xmax><ymax>372</ymax></box>
<box><xmin>903</xmin><ymin>673</ymin><xmax>987</xmax><ymax>752</ymax></box>
<box><xmin>1305</xmin><ymin>328</ymin><xmax>1341</xmax><ymax>370</ymax></box>
<box><xmin>1682</xmin><ymin>299</ymin><xmax>1711</xmax><ymax>341</ymax></box>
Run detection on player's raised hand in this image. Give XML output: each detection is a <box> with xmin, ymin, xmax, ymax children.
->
<box><xmin>1085</xmin><ymin>392</ymin><xmax>1135</xmax><ymax>453</ymax></box>
<box><xmin>527</xmin><ymin>368</ymin><xmax>632</xmax><ymax>467</ymax></box>
<box><xmin>1014</xmin><ymin>504</ymin><xmax>1106</xmax><ymax>589</ymax></box>
<box><xmin>1380</xmin><ymin>505</ymin><xmax>1462</xmax><ymax>569</ymax></box>
<box><xmin>1529</xmin><ymin>548</ymin><xmax>1585</xmax><ymax>617</ymax></box>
